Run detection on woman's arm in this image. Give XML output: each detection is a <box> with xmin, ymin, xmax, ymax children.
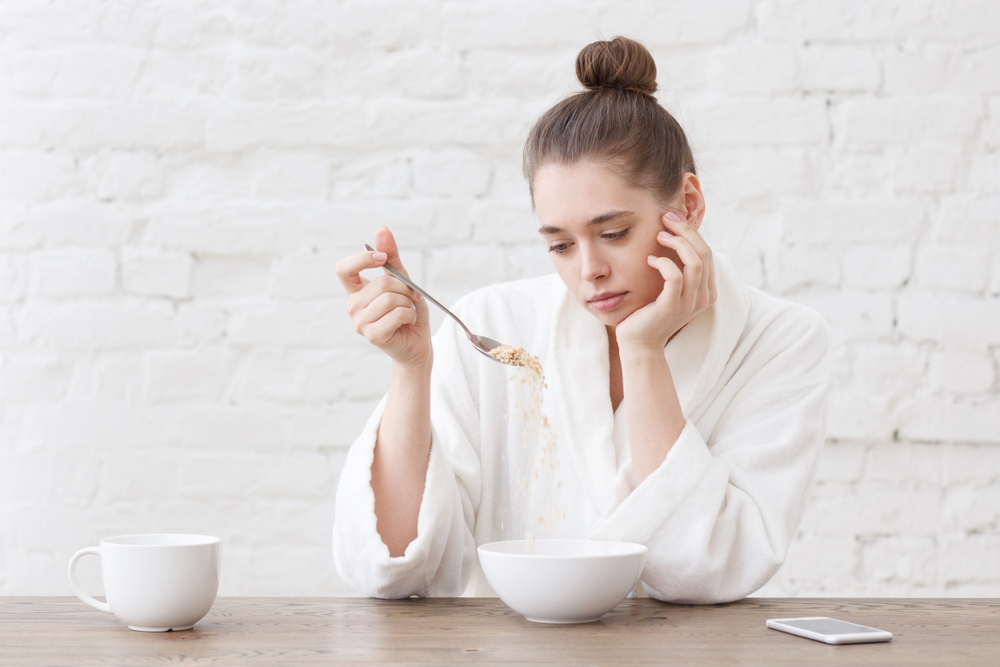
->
<box><xmin>336</xmin><ymin>226</ymin><xmax>433</xmax><ymax>557</ymax></box>
<box><xmin>615</xmin><ymin>209</ymin><xmax>717</xmax><ymax>485</ymax></box>
<box><xmin>617</xmin><ymin>348</ymin><xmax>685</xmax><ymax>485</ymax></box>
<box><xmin>592</xmin><ymin>307</ymin><xmax>830</xmax><ymax>603</ymax></box>
<box><xmin>371</xmin><ymin>360</ymin><xmax>432</xmax><ymax>556</ymax></box>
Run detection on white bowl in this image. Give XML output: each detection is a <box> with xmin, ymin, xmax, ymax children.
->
<box><xmin>477</xmin><ymin>539</ymin><xmax>647</xmax><ymax>624</ymax></box>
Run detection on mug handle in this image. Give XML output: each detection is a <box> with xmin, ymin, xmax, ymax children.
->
<box><xmin>67</xmin><ymin>547</ymin><xmax>112</xmax><ymax>613</ymax></box>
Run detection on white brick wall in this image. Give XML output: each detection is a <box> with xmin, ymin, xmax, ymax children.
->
<box><xmin>1</xmin><ymin>0</ymin><xmax>997</xmax><ymax>598</ymax></box>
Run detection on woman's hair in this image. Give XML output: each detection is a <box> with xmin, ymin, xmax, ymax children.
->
<box><xmin>523</xmin><ymin>36</ymin><xmax>696</xmax><ymax>205</ymax></box>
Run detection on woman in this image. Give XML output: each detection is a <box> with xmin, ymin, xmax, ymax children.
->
<box><xmin>333</xmin><ymin>37</ymin><xmax>829</xmax><ymax>604</ymax></box>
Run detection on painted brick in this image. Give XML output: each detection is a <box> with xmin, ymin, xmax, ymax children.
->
<box><xmin>912</xmin><ymin>245</ymin><xmax>989</xmax><ymax>293</ymax></box>
<box><xmin>943</xmin><ymin>444</ymin><xmax>1000</xmax><ymax>486</ymax></box>
<box><xmin>927</xmin><ymin>196</ymin><xmax>1000</xmax><ymax>246</ymax></box>
<box><xmin>833</xmin><ymin>98</ymin><xmax>982</xmax><ymax>149</ymax></box>
<box><xmin>897</xmin><ymin>290</ymin><xmax>1000</xmax><ymax>349</ymax></box>
<box><xmin>17</xmin><ymin>300</ymin><xmax>181</xmax><ymax>349</ymax></box>
<box><xmin>86</xmin><ymin>150</ymin><xmax>166</xmax><ymax>202</ymax></box>
<box><xmin>811</xmin><ymin>152</ymin><xmax>890</xmax><ymax>197</ymax></box>
<box><xmin>943</xmin><ymin>484</ymin><xmax>1000</xmax><ymax>533</ymax></box>
<box><xmin>227</xmin><ymin>298</ymin><xmax>358</xmax><ymax>348</ymax></box>
<box><xmin>706</xmin><ymin>44</ymin><xmax>798</xmax><ymax>95</ymax></box>
<box><xmin>596</xmin><ymin>0</ymin><xmax>752</xmax><ymax>46</ymax></box>
<box><xmin>703</xmin><ymin>148</ymin><xmax>813</xmax><ymax>204</ymax></box>
<box><xmin>897</xmin><ymin>396</ymin><xmax>1000</xmax><ymax>444</ymax></box>
<box><xmin>802</xmin><ymin>485</ymin><xmax>943</xmax><ymax>536</ymax></box>
<box><xmin>504</xmin><ymin>244</ymin><xmax>556</xmax><ymax>283</ymax></box>
<box><xmin>851</xmin><ymin>341</ymin><xmax>926</xmax><ymax>398</ymax></box>
<box><xmin>968</xmin><ymin>153</ymin><xmax>1000</xmax><ymax>196</ymax></box>
<box><xmin>864</xmin><ymin>443</ymin><xmax>943</xmax><ymax>487</ymax></box>
<box><xmin>0</xmin><ymin>150</ymin><xmax>84</xmax><ymax>201</ymax></box>
<box><xmin>332</xmin><ymin>153</ymin><xmax>412</xmax><ymax>200</ymax></box>
<box><xmin>143</xmin><ymin>348</ymin><xmax>235</xmax><ymax>405</ymax></box>
<box><xmin>28</xmin><ymin>248</ymin><xmax>117</xmax><ymax>298</ymax></box>
<box><xmin>426</xmin><ymin>244</ymin><xmax>510</xmax><ymax>308</ymax></box>
<box><xmin>842</xmin><ymin>244</ymin><xmax>912</xmax><ymax>290</ymax></box>
<box><xmin>470</xmin><ymin>201</ymin><xmax>538</xmax><ymax>244</ymax></box>
<box><xmin>121</xmin><ymin>248</ymin><xmax>193</xmax><ymax>299</ymax></box>
<box><xmin>788</xmin><ymin>289</ymin><xmax>894</xmax><ymax>344</ymax></box>
<box><xmin>764</xmin><ymin>246</ymin><xmax>841</xmax><ymax>293</ymax></box>
<box><xmin>0</xmin><ymin>354</ymin><xmax>74</xmax><ymax>402</ymax></box>
<box><xmin>860</xmin><ymin>536</ymin><xmax>939</xmax><ymax>587</ymax></box>
<box><xmin>689</xmin><ymin>97</ymin><xmax>829</xmax><ymax>148</ymax></box>
<box><xmin>269</xmin><ymin>252</ymin><xmax>346</xmax><ymax>300</ymax></box>
<box><xmin>813</xmin><ymin>441</ymin><xmax>867</xmax><ymax>483</ymax></box>
<box><xmin>0</xmin><ymin>202</ymin><xmax>137</xmax><ymax>250</ymax></box>
<box><xmin>0</xmin><ymin>254</ymin><xmax>27</xmax><ymax>301</ymax></box>
<box><xmin>928</xmin><ymin>349</ymin><xmax>996</xmax><ymax>394</ymax></box>
<box><xmin>779</xmin><ymin>199</ymin><xmax>925</xmax><ymax>246</ymax></box>
<box><xmin>891</xmin><ymin>145</ymin><xmax>964</xmax><ymax>195</ymax></box>
<box><xmin>941</xmin><ymin>534</ymin><xmax>1000</xmax><ymax>583</ymax></box>
<box><xmin>463</xmin><ymin>49</ymin><xmax>574</xmax><ymax>99</ymax></box>
<box><xmin>412</xmin><ymin>147</ymin><xmax>491</xmax><ymax>197</ymax></box>
<box><xmin>826</xmin><ymin>389</ymin><xmax>895</xmax><ymax>441</ymax></box>
<box><xmin>191</xmin><ymin>256</ymin><xmax>272</xmax><ymax>297</ymax></box>
<box><xmin>95</xmin><ymin>449</ymin><xmax>184</xmax><ymax>505</ymax></box>
<box><xmin>768</xmin><ymin>535</ymin><xmax>858</xmax><ymax>588</ymax></box>
<box><xmin>800</xmin><ymin>44</ymin><xmax>880</xmax><ymax>92</ymax></box>
<box><xmin>984</xmin><ymin>99</ymin><xmax>1000</xmax><ymax>150</ymax></box>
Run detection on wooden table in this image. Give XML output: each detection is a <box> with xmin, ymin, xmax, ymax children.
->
<box><xmin>1</xmin><ymin>597</ymin><xmax>997</xmax><ymax>665</ymax></box>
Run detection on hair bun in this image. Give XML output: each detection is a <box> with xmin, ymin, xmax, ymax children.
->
<box><xmin>576</xmin><ymin>36</ymin><xmax>657</xmax><ymax>95</ymax></box>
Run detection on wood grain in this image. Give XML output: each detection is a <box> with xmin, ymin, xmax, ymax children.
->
<box><xmin>2</xmin><ymin>597</ymin><xmax>997</xmax><ymax>666</ymax></box>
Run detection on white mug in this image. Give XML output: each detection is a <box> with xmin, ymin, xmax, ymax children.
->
<box><xmin>68</xmin><ymin>533</ymin><xmax>221</xmax><ymax>632</ymax></box>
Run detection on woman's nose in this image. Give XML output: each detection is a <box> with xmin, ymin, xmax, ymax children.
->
<box><xmin>580</xmin><ymin>245</ymin><xmax>610</xmax><ymax>282</ymax></box>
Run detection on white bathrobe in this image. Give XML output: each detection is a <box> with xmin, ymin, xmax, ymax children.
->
<box><xmin>333</xmin><ymin>251</ymin><xmax>829</xmax><ymax>604</ymax></box>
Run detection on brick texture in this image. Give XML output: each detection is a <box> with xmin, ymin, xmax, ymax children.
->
<box><xmin>1</xmin><ymin>1</ymin><xmax>997</xmax><ymax>598</ymax></box>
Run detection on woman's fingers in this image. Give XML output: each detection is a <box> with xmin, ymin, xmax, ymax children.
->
<box><xmin>358</xmin><ymin>291</ymin><xmax>417</xmax><ymax>329</ymax></box>
<box><xmin>349</xmin><ymin>273</ymin><xmax>421</xmax><ymax>319</ymax></box>
<box><xmin>358</xmin><ymin>299</ymin><xmax>419</xmax><ymax>346</ymax></box>
<box><xmin>660</xmin><ymin>213</ymin><xmax>714</xmax><ymax>306</ymax></box>
<box><xmin>657</xmin><ymin>232</ymin><xmax>703</xmax><ymax>304</ymax></box>
<box><xmin>336</xmin><ymin>250</ymin><xmax>385</xmax><ymax>294</ymax></box>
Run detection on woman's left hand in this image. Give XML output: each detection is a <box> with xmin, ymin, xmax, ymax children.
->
<box><xmin>615</xmin><ymin>211</ymin><xmax>718</xmax><ymax>351</ymax></box>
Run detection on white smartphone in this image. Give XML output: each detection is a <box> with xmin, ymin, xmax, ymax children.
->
<box><xmin>766</xmin><ymin>616</ymin><xmax>893</xmax><ymax>645</ymax></box>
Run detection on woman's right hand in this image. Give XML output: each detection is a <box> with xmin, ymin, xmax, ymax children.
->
<box><xmin>336</xmin><ymin>226</ymin><xmax>432</xmax><ymax>368</ymax></box>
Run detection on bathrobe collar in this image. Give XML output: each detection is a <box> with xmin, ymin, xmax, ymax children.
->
<box><xmin>548</xmin><ymin>250</ymin><xmax>751</xmax><ymax>514</ymax></box>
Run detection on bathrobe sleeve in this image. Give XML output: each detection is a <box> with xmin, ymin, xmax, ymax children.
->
<box><xmin>588</xmin><ymin>304</ymin><xmax>830</xmax><ymax>604</ymax></box>
<box><xmin>333</xmin><ymin>315</ymin><xmax>483</xmax><ymax>599</ymax></box>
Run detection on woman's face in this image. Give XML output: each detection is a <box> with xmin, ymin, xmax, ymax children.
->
<box><xmin>533</xmin><ymin>160</ymin><xmax>683</xmax><ymax>330</ymax></box>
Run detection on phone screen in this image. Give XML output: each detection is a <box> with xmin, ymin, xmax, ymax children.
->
<box><xmin>783</xmin><ymin>618</ymin><xmax>882</xmax><ymax>635</ymax></box>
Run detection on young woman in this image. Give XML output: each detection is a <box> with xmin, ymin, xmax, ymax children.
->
<box><xmin>333</xmin><ymin>37</ymin><xmax>829</xmax><ymax>604</ymax></box>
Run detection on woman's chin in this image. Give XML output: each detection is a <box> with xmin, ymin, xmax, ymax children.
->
<box><xmin>586</xmin><ymin>303</ymin><xmax>635</xmax><ymax>330</ymax></box>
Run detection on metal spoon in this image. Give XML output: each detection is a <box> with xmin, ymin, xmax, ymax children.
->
<box><xmin>364</xmin><ymin>244</ymin><xmax>507</xmax><ymax>363</ymax></box>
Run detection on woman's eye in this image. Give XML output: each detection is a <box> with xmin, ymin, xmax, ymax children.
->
<box><xmin>603</xmin><ymin>229</ymin><xmax>629</xmax><ymax>242</ymax></box>
<box><xmin>548</xmin><ymin>243</ymin><xmax>572</xmax><ymax>254</ymax></box>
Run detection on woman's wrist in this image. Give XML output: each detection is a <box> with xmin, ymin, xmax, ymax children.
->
<box><xmin>617</xmin><ymin>340</ymin><xmax>669</xmax><ymax>367</ymax></box>
<box><xmin>391</xmin><ymin>352</ymin><xmax>434</xmax><ymax>382</ymax></box>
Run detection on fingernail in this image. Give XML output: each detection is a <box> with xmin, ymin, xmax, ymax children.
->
<box><xmin>648</xmin><ymin>255</ymin><xmax>657</xmax><ymax>262</ymax></box>
<box><xmin>658</xmin><ymin>230</ymin><xmax>673</xmax><ymax>238</ymax></box>
<box><xmin>414</xmin><ymin>292</ymin><xmax>422</xmax><ymax>300</ymax></box>
<box><xmin>665</xmin><ymin>212</ymin><xmax>682</xmax><ymax>222</ymax></box>
<box><xmin>372</xmin><ymin>251</ymin><xmax>387</xmax><ymax>262</ymax></box>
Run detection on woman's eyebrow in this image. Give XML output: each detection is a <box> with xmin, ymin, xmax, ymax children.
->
<box><xmin>538</xmin><ymin>210</ymin><xmax>635</xmax><ymax>235</ymax></box>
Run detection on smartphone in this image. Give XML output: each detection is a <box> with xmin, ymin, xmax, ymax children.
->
<box><xmin>766</xmin><ymin>616</ymin><xmax>893</xmax><ymax>645</ymax></box>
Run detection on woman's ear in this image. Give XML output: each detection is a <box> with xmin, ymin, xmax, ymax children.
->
<box><xmin>680</xmin><ymin>173</ymin><xmax>706</xmax><ymax>230</ymax></box>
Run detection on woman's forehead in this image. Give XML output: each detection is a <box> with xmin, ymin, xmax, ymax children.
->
<box><xmin>534</xmin><ymin>162</ymin><xmax>658</xmax><ymax>229</ymax></box>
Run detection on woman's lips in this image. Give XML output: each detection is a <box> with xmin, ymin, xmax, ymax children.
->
<box><xmin>589</xmin><ymin>292</ymin><xmax>626</xmax><ymax>311</ymax></box>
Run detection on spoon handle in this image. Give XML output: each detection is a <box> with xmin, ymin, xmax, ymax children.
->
<box><xmin>363</xmin><ymin>244</ymin><xmax>474</xmax><ymax>338</ymax></box>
